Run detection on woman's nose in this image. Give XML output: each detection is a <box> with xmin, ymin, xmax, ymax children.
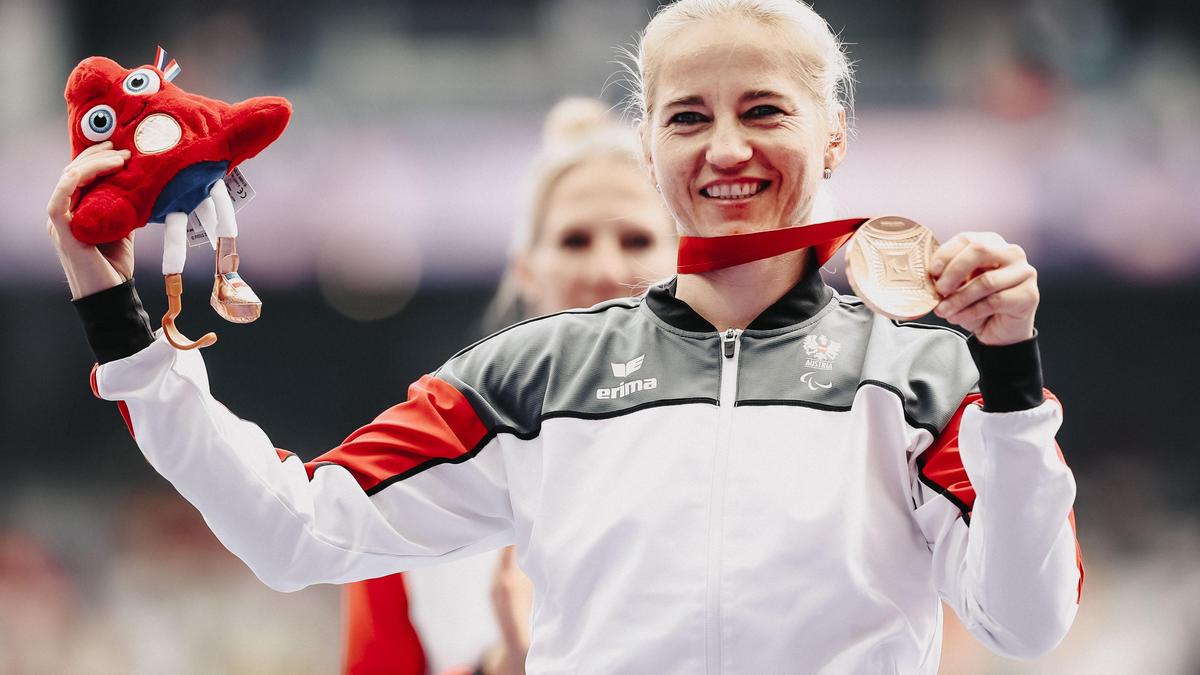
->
<box><xmin>584</xmin><ymin>240</ymin><xmax>634</xmax><ymax>293</ymax></box>
<box><xmin>705</xmin><ymin>120</ymin><xmax>752</xmax><ymax>168</ymax></box>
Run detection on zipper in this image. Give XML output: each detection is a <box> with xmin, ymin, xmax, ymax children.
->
<box><xmin>706</xmin><ymin>328</ymin><xmax>741</xmax><ymax>674</ymax></box>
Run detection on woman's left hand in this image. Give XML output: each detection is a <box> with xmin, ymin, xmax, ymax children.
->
<box><xmin>929</xmin><ymin>232</ymin><xmax>1039</xmax><ymax>346</ymax></box>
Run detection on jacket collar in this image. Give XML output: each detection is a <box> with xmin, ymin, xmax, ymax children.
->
<box><xmin>646</xmin><ymin>251</ymin><xmax>833</xmax><ymax>333</ymax></box>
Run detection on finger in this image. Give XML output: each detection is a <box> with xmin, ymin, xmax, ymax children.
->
<box><xmin>47</xmin><ymin>152</ymin><xmax>127</xmax><ymax>224</ymax></box>
<box><xmin>945</xmin><ymin>283</ymin><xmax>1038</xmax><ymax>328</ymax></box>
<box><xmin>71</xmin><ymin>141</ymin><xmax>115</xmax><ymax>163</ymax></box>
<box><xmin>71</xmin><ymin>151</ymin><xmax>129</xmax><ymax>183</ymax></box>
<box><xmin>934</xmin><ymin>263</ymin><xmax>1035</xmax><ymax>318</ymax></box>
<box><xmin>498</xmin><ymin>545</ymin><xmax>516</xmax><ymax>571</ymax></box>
<box><xmin>47</xmin><ymin>168</ymin><xmax>83</xmax><ymax>221</ymax></box>
<box><xmin>934</xmin><ymin>240</ymin><xmax>1023</xmax><ymax>297</ymax></box>
<box><xmin>928</xmin><ymin>235</ymin><xmax>971</xmax><ymax>279</ymax></box>
<box><xmin>97</xmin><ymin>236</ymin><xmax>134</xmax><ymax>276</ymax></box>
<box><xmin>49</xmin><ymin>154</ymin><xmax>129</xmax><ymax>224</ymax></box>
<box><xmin>954</xmin><ymin>315</ymin><xmax>986</xmax><ymax>336</ymax></box>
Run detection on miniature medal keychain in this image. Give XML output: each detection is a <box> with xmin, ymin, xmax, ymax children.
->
<box><xmin>64</xmin><ymin>46</ymin><xmax>292</xmax><ymax>349</ymax></box>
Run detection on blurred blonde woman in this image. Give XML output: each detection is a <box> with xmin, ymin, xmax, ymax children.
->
<box><xmin>341</xmin><ymin>98</ymin><xmax>676</xmax><ymax>675</ymax></box>
<box><xmin>53</xmin><ymin>1</ymin><xmax>1083</xmax><ymax>672</ymax></box>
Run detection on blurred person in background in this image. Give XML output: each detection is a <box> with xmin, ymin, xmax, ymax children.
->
<box><xmin>341</xmin><ymin>97</ymin><xmax>677</xmax><ymax>675</ymax></box>
<box><xmin>47</xmin><ymin>0</ymin><xmax>1084</xmax><ymax>671</ymax></box>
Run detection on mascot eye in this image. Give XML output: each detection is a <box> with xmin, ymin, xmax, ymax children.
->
<box><xmin>123</xmin><ymin>68</ymin><xmax>161</xmax><ymax>95</ymax></box>
<box><xmin>81</xmin><ymin>104</ymin><xmax>117</xmax><ymax>142</ymax></box>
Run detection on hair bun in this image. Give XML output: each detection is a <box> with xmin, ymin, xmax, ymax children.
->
<box><xmin>542</xmin><ymin>97</ymin><xmax>618</xmax><ymax>146</ymax></box>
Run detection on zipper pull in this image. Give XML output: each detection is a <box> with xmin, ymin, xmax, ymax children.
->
<box><xmin>722</xmin><ymin>328</ymin><xmax>738</xmax><ymax>359</ymax></box>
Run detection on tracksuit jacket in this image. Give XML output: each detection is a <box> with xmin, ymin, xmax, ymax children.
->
<box><xmin>76</xmin><ymin>263</ymin><xmax>1083</xmax><ymax>675</ymax></box>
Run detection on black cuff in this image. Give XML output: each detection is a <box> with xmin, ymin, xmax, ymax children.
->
<box><xmin>967</xmin><ymin>332</ymin><xmax>1045</xmax><ymax>413</ymax></box>
<box><xmin>71</xmin><ymin>279</ymin><xmax>156</xmax><ymax>364</ymax></box>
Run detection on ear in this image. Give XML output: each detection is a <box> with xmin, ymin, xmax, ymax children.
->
<box><xmin>824</xmin><ymin>106</ymin><xmax>848</xmax><ymax>172</ymax></box>
<box><xmin>637</xmin><ymin>119</ymin><xmax>658</xmax><ymax>189</ymax></box>
<box><xmin>513</xmin><ymin>252</ymin><xmax>542</xmax><ymax>309</ymax></box>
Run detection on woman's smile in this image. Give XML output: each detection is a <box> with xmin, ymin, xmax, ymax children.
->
<box><xmin>699</xmin><ymin>179</ymin><xmax>772</xmax><ymax>200</ymax></box>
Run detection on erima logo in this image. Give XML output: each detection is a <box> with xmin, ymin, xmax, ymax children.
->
<box><xmin>598</xmin><ymin>354</ymin><xmax>656</xmax><ymax>400</ymax></box>
<box><xmin>611</xmin><ymin>355</ymin><xmax>644</xmax><ymax>378</ymax></box>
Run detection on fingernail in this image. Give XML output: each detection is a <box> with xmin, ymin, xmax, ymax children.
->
<box><xmin>929</xmin><ymin>261</ymin><xmax>943</xmax><ymax>276</ymax></box>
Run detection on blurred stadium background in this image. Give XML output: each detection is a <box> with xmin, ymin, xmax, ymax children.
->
<box><xmin>1</xmin><ymin>0</ymin><xmax>1198</xmax><ymax>672</ymax></box>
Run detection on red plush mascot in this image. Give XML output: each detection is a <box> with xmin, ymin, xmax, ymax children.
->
<box><xmin>65</xmin><ymin>46</ymin><xmax>292</xmax><ymax>350</ymax></box>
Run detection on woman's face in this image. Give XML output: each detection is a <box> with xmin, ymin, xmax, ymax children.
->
<box><xmin>518</xmin><ymin>156</ymin><xmax>676</xmax><ymax>315</ymax></box>
<box><xmin>643</xmin><ymin>17</ymin><xmax>846</xmax><ymax>238</ymax></box>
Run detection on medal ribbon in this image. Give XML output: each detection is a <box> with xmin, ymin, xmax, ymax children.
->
<box><xmin>677</xmin><ymin>217</ymin><xmax>868</xmax><ymax>274</ymax></box>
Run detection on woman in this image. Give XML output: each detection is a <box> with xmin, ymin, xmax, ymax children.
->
<box><xmin>49</xmin><ymin>1</ymin><xmax>1082</xmax><ymax>672</ymax></box>
<box><xmin>342</xmin><ymin>98</ymin><xmax>677</xmax><ymax>675</ymax></box>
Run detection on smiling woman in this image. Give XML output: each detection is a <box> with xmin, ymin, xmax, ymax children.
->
<box><xmin>51</xmin><ymin>1</ymin><xmax>1081</xmax><ymax>673</ymax></box>
<box><xmin>634</xmin><ymin>0</ymin><xmax>851</xmax><ymax>238</ymax></box>
<box><xmin>642</xmin><ymin>21</ymin><xmax>845</xmax><ymax>239</ymax></box>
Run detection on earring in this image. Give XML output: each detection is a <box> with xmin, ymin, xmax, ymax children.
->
<box><xmin>822</xmin><ymin>168</ymin><xmax>832</xmax><ymax>180</ymax></box>
<box><xmin>654</xmin><ymin>183</ymin><xmax>662</xmax><ymax>193</ymax></box>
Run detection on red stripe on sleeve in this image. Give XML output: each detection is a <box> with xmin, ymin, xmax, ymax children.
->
<box><xmin>305</xmin><ymin>375</ymin><xmax>490</xmax><ymax>493</ymax></box>
<box><xmin>922</xmin><ymin>389</ymin><xmax>1084</xmax><ymax>603</ymax></box>
<box><xmin>1036</xmin><ymin>392</ymin><xmax>1085</xmax><ymax>602</ymax></box>
<box><xmin>115</xmin><ymin>401</ymin><xmax>135</xmax><ymax>438</ymax></box>
<box><xmin>918</xmin><ymin>393</ymin><xmax>985</xmax><ymax>518</ymax></box>
<box><xmin>93</xmin><ymin>363</ymin><xmax>137</xmax><ymax>438</ymax></box>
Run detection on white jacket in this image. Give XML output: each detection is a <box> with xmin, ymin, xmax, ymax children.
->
<box><xmin>88</xmin><ymin>269</ymin><xmax>1082</xmax><ymax>674</ymax></box>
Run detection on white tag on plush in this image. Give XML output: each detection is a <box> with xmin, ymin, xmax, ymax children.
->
<box><xmin>187</xmin><ymin>168</ymin><xmax>257</xmax><ymax>248</ymax></box>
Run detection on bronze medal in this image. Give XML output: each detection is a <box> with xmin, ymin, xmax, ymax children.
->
<box><xmin>845</xmin><ymin>216</ymin><xmax>941</xmax><ymax>321</ymax></box>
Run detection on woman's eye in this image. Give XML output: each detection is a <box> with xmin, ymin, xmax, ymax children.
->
<box><xmin>81</xmin><ymin>104</ymin><xmax>117</xmax><ymax>142</ymax></box>
<box><xmin>123</xmin><ymin>68</ymin><xmax>161</xmax><ymax>96</ymax></box>
<box><xmin>621</xmin><ymin>233</ymin><xmax>653</xmax><ymax>250</ymax></box>
<box><xmin>667</xmin><ymin>111</ymin><xmax>708</xmax><ymax>126</ymax></box>
<box><xmin>744</xmin><ymin>105</ymin><xmax>784</xmax><ymax>119</ymax></box>
<box><xmin>561</xmin><ymin>232</ymin><xmax>591</xmax><ymax>249</ymax></box>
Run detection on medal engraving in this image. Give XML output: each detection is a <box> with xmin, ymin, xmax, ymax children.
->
<box><xmin>845</xmin><ymin>216</ymin><xmax>941</xmax><ymax>321</ymax></box>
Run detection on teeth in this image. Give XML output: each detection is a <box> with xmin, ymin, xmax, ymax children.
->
<box><xmin>705</xmin><ymin>181</ymin><xmax>762</xmax><ymax>199</ymax></box>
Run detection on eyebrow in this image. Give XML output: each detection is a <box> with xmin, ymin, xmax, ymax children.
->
<box><xmin>662</xmin><ymin>89</ymin><xmax>790</xmax><ymax>109</ymax></box>
<box><xmin>663</xmin><ymin>95</ymin><xmax>704</xmax><ymax>109</ymax></box>
<box><xmin>741</xmin><ymin>89</ymin><xmax>787</xmax><ymax>102</ymax></box>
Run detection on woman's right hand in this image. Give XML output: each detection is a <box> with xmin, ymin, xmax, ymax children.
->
<box><xmin>46</xmin><ymin>141</ymin><xmax>134</xmax><ymax>299</ymax></box>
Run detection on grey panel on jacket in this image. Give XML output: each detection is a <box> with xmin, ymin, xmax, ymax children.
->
<box><xmin>437</xmin><ymin>284</ymin><xmax>979</xmax><ymax>440</ymax></box>
<box><xmin>435</xmin><ymin>299</ymin><xmax>722</xmax><ymax>436</ymax></box>
<box><xmin>735</xmin><ymin>295</ymin><xmax>979</xmax><ymax>435</ymax></box>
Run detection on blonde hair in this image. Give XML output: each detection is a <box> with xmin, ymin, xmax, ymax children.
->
<box><xmin>485</xmin><ymin>97</ymin><xmax>652</xmax><ymax>328</ymax></box>
<box><xmin>622</xmin><ymin>0</ymin><xmax>854</xmax><ymax>129</ymax></box>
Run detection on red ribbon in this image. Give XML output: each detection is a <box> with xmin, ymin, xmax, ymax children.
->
<box><xmin>677</xmin><ymin>217</ymin><xmax>868</xmax><ymax>274</ymax></box>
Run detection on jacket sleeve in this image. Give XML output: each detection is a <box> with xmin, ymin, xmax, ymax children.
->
<box><xmin>911</xmin><ymin>337</ymin><xmax>1084</xmax><ymax>659</ymax></box>
<box><xmin>91</xmin><ymin>333</ymin><xmax>516</xmax><ymax>592</ymax></box>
